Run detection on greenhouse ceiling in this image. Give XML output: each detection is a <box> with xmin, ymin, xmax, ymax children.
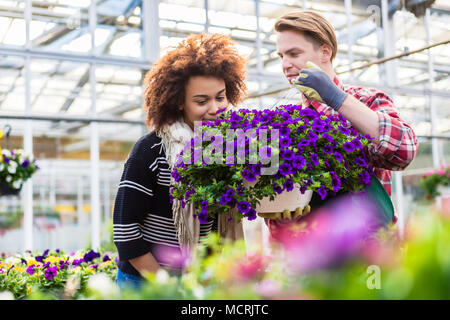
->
<box><xmin>0</xmin><ymin>0</ymin><xmax>449</xmax><ymax>140</ymax></box>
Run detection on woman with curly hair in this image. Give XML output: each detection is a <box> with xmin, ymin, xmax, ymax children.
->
<box><xmin>113</xmin><ymin>33</ymin><xmax>247</xmax><ymax>289</ymax></box>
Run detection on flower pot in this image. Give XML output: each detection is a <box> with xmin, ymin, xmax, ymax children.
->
<box><xmin>244</xmin><ymin>179</ymin><xmax>312</xmax><ymax>213</ymax></box>
<box><xmin>0</xmin><ymin>180</ymin><xmax>21</xmax><ymax>196</ymax></box>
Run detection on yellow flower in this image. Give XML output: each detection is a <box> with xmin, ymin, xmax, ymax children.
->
<box><xmin>27</xmin><ymin>259</ymin><xmax>38</xmax><ymax>266</ymax></box>
<box><xmin>14</xmin><ymin>266</ymin><xmax>25</xmax><ymax>273</ymax></box>
<box><xmin>44</xmin><ymin>256</ymin><xmax>60</xmax><ymax>264</ymax></box>
<box><xmin>0</xmin><ymin>129</ymin><xmax>3</xmax><ymax>139</ymax></box>
<box><xmin>27</xmin><ymin>286</ymin><xmax>33</xmax><ymax>296</ymax></box>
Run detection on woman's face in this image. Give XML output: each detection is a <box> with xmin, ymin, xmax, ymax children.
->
<box><xmin>181</xmin><ymin>76</ymin><xmax>228</xmax><ymax>130</ymax></box>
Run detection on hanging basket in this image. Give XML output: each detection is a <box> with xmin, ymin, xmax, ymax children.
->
<box><xmin>0</xmin><ymin>180</ymin><xmax>22</xmax><ymax>196</ymax></box>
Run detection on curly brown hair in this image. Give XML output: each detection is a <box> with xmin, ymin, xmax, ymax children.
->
<box><xmin>143</xmin><ymin>33</ymin><xmax>247</xmax><ymax>131</ymax></box>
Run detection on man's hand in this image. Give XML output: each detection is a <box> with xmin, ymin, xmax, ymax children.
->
<box><xmin>292</xmin><ymin>61</ymin><xmax>348</xmax><ymax>111</ymax></box>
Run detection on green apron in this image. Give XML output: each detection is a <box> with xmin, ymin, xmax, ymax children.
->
<box><xmin>309</xmin><ymin>175</ymin><xmax>395</xmax><ymax>226</ymax></box>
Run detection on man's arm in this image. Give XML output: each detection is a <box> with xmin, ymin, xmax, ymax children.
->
<box><xmin>338</xmin><ymin>94</ymin><xmax>380</xmax><ymax>144</ymax></box>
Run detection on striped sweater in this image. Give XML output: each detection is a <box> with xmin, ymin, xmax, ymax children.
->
<box><xmin>113</xmin><ymin>132</ymin><xmax>215</xmax><ymax>277</ymax></box>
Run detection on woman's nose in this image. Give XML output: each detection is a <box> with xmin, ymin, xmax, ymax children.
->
<box><xmin>208</xmin><ymin>100</ymin><xmax>220</xmax><ymax>115</ymax></box>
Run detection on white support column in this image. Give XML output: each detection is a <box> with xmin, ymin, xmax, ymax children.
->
<box><xmin>425</xmin><ymin>8</ymin><xmax>440</xmax><ymax>169</ymax></box>
<box><xmin>90</xmin><ymin>0</ymin><xmax>101</xmax><ymax>250</ymax></box>
<box><xmin>103</xmin><ymin>174</ymin><xmax>110</xmax><ymax>226</ymax></box>
<box><xmin>23</xmin><ymin>0</ymin><xmax>33</xmax><ymax>251</ymax></box>
<box><xmin>345</xmin><ymin>0</ymin><xmax>354</xmax><ymax>78</ymax></box>
<box><xmin>77</xmin><ymin>176</ymin><xmax>85</xmax><ymax>224</ymax></box>
<box><xmin>143</xmin><ymin>0</ymin><xmax>160</xmax><ymax>64</ymax></box>
<box><xmin>381</xmin><ymin>0</ymin><xmax>404</xmax><ymax>235</ymax></box>
<box><xmin>204</xmin><ymin>0</ymin><xmax>209</xmax><ymax>33</ymax></box>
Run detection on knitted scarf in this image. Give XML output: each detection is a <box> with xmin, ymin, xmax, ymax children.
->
<box><xmin>156</xmin><ymin>121</ymin><xmax>244</xmax><ymax>257</ymax></box>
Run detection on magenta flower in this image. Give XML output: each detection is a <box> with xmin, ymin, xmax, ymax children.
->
<box><xmin>44</xmin><ymin>266</ymin><xmax>58</xmax><ymax>280</ymax></box>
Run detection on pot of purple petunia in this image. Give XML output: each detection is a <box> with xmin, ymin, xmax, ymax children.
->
<box><xmin>170</xmin><ymin>104</ymin><xmax>375</xmax><ymax>224</ymax></box>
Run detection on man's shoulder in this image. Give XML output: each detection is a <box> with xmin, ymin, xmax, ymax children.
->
<box><xmin>343</xmin><ymin>85</ymin><xmax>394</xmax><ymax>105</ymax></box>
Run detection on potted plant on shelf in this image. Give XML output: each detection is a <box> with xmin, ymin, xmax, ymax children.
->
<box><xmin>0</xmin><ymin>146</ymin><xmax>39</xmax><ymax>196</ymax></box>
<box><xmin>170</xmin><ymin>105</ymin><xmax>376</xmax><ymax>223</ymax></box>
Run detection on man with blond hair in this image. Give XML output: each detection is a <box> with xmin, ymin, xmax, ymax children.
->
<box><xmin>267</xmin><ymin>10</ymin><xmax>418</xmax><ymax>230</ymax></box>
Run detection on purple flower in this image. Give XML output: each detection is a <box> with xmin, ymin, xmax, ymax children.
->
<box><xmin>220</xmin><ymin>194</ymin><xmax>229</xmax><ymax>205</ymax></box>
<box><xmin>280</xmin><ymin>127</ymin><xmax>291</xmax><ymax>136</ymax></box>
<box><xmin>339</xmin><ymin>126</ymin><xmax>350</xmax><ymax>135</ymax></box>
<box><xmin>330</xmin><ymin>171</ymin><xmax>341</xmax><ymax>192</ymax></box>
<box><xmin>343</xmin><ymin>141</ymin><xmax>355</xmax><ymax>153</ymax></box>
<box><xmin>280</xmin><ymin>148</ymin><xmax>294</xmax><ymax>161</ymax></box>
<box><xmin>318</xmin><ymin>186</ymin><xmax>327</xmax><ymax>200</ymax></box>
<box><xmin>72</xmin><ymin>259</ymin><xmax>84</xmax><ymax>266</ymax></box>
<box><xmin>292</xmin><ymin>155</ymin><xmax>306</xmax><ymax>170</ymax></box>
<box><xmin>280</xmin><ymin>136</ymin><xmax>292</xmax><ymax>147</ymax></box>
<box><xmin>352</xmin><ymin>138</ymin><xmax>363</xmax><ymax>149</ymax></box>
<box><xmin>198</xmin><ymin>211</ymin><xmax>208</xmax><ymax>224</ymax></box>
<box><xmin>83</xmin><ymin>250</ymin><xmax>101</xmax><ymax>263</ymax></box>
<box><xmin>308</xmin><ymin>132</ymin><xmax>318</xmax><ymax>142</ymax></box>
<box><xmin>298</xmin><ymin>139</ymin><xmax>310</xmax><ymax>147</ymax></box>
<box><xmin>334</xmin><ymin>152</ymin><xmax>343</xmax><ymax>162</ymax></box>
<box><xmin>322</xmin><ymin>144</ymin><xmax>334</xmax><ymax>155</ymax></box>
<box><xmin>310</xmin><ymin>153</ymin><xmax>320</xmax><ymax>166</ymax></box>
<box><xmin>272</xmin><ymin>183</ymin><xmax>283</xmax><ymax>195</ymax></box>
<box><xmin>103</xmin><ymin>255</ymin><xmax>111</xmax><ymax>262</ymax></box>
<box><xmin>21</xmin><ymin>159</ymin><xmax>30</xmax><ymax>168</ymax></box>
<box><xmin>236</xmin><ymin>186</ymin><xmax>245</xmax><ymax>196</ymax></box>
<box><xmin>26</xmin><ymin>265</ymin><xmax>35</xmax><ymax>275</ymax></box>
<box><xmin>359</xmin><ymin>171</ymin><xmax>371</xmax><ymax>185</ymax></box>
<box><xmin>171</xmin><ymin>170</ymin><xmax>181</xmax><ymax>182</ymax></box>
<box><xmin>284</xmin><ymin>179</ymin><xmax>294</xmax><ymax>192</ymax></box>
<box><xmin>241</xmin><ymin>168</ymin><xmax>256</xmax><ymax>182</ymax></box>
<box><xmin>297</xmin><ymin>125</ymin><xmax>307</xmax><ymax>133</ymax></box>
<box><xmin>322</xmin><ymin>133</ymin><xmax>334</xmax><ymax>143</ymax></box>
<box><xmin>44</xmin><ymin>266</ymin><xmax>58</xmax><ymax>280</ymax></box>
<box><xmin>279</xmin><ymin>162</ymin><xmax>292</xmax><ymax>176</ymax></box>
<box><xmin>246</xmin><ymin>208</ymin><xmax>257</xmax><ymax>221</ymax></box>
<box><xmin>237</xmin><ymin>201</ymin><xmax>251</xmax><ymax>214</ymax></box>
<box><xmin>354</xmin><ymin>157</ymin><xmax>368</xmax><ymax>167</ymax></box>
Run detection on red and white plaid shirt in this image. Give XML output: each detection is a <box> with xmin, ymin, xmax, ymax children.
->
<box><xmin>302</xmin><ymin>76</ymin><xmax>419</xmax><ymax>197</ymax></box>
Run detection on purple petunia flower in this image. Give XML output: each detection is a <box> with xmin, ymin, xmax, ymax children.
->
<box><xmin>21</xmin><ymin>159</ymin><xmax>30</xmax><ymax>168</ymax></box>
<box><xmin>241</xmin><ymin>168</ymin><xmax>257</xmax><ymax>182</ymax></box>
<box><xmin>310</xmin><ymin>153</ymin><xmax>320</xmax><ymax>166</ymax></box>
<box><xmin>280</xmin><ymin>136</ymin><xmax>292</xmax><ymax>148</ymax></box>
<box><xmin>359</xmin><ymin>171</ymin><xmax>371</xmax><ymax>185</ymax></box>
<box><xmin>236</xmin><ymin>186</ymin><xmax>244</xmax><ymax>196</ymax></box>
<box><xmin>44</xmin><ymin>266</ymin><xmax>58</xmax><ymax>280</ymax></box>
<box><xmin>330</xmin><ymin>171</ymin><xmax>341</xmax><ymax>192</ymax></box>
<box><xmin>292</xmin><ymin>155</ymin><xmax>306</xmax><ymax>170</ymax></box>
<box><xmin>297</xmin><ymin>125</ymin><xmax>307</xmax><ymax>133</ymax></box>
<box><xmin>343</xmin><ymin>141</ymin><xmax>355</xmax><ymax>153</ymax></box>
<box><xmin>318</xmin><ymin>186</ymin><xmax>327</xmax><ymax>200</ymax></box>
<box><xmin>352</xmin><ymin>138</ymin><xmax>363</xmax><ymax>149</ymax></box>
<box><xmin>259</xmin><ymin>146</ymin><xmax>272</xmax><ymax>160</ymax></box>
<box><xmin>284</xmin><ymin>179</ymin><xmax>294</xmax><ymax>192</ymax></box>
<box><xmin>198</xmin><ymin>211</ymin><xmax>208</xmax><ymax>224</ymax></box>
<box><xmin>26</xmin><ymin>265</ymin><xmax>35</xmax><ymax>275</ymax></box>
<box><xmin>334</xmin><ymin>152</ymin><xmax>343</xmax><ymax>162</ymax></box>
<box><xmin>322</xmin><ymin>144</ymin><xmax>334</xmax><ymax>155</ymax></box>
<box><xmin>280</xmin><ymin>148</ymin><xmax>294</xmax><ymax>161</ymax></box>
<box><xmin>246</xmin><ymin>208</ymin><xmax>257</xmax><ymax>221</ymax></box>
<box><xmin>237</xmin><ymin>201</ymin><xmax>251</xmax><ymax>214</ymax></box>
<box><xmin>280</xmin><ymin>127</ymin><xmax>291</xmax><ymax>136</ymax></box>
<box><xmin>321</xmin><ymin>132</ymin><xmax>334</xmax><ymax>143</ymax></box>
<box><xmin>298</xmin><ymin>139</ymin><xmax>310</xmax><ymax>147</ymax></box>
<box><xmin>171</xmin><ymin>170</ymin><xmax>181</xmax><ymax>182</ymax></box>
<box><xmin>279</xmin><ymin>162</ymin><xmax>292</xmax><ymax>176</ymax></box>
<box><xmin>220</xmin><ymin>194</ymin><xmax>230</xmax><ymax>205</ymax></box>
<box><xmin>272</xmin><ymin>183</ymin><xmax>283</xmax><ymax>195</ymax></box>
<box><xmin>339</xmin><ymin>126</ymin><xmax>351</xmax><ymax>135</ymax></box>
<box><xmin>354</xmin><ymin>157</ymin><xmax>368</xmax><ymax>167</ymax></box>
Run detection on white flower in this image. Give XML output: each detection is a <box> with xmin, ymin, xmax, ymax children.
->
<box><xmin>0</xmin><ymin>291</ymin><xmax>14</xmax><ymax>300</ymax></box>
<box><xmin>5</xmin><ymin>175</ymin><xmax>12</xmax><ymax>183</ymax></box>
<box><xmin>87</xmin><ymin>273</ymin><xmax>119</xmax><ymax>298</ymax></box>
<box><xmin>0</xmin><ymin>163</ymin><xmax>4</xmax><ymax>171</ymax></box>
<box><xmin>7</xmin><ymin>165</ymin><xmax>16</xmax><ymax>174</ymax></box>
<box><xmin>155</xmin><ymin>268</ymin><xmax>170</xmax><ymax>284</ymax></box>
<box><xmin>4</xmin><ymin>256</ymin><xmax>21</xmax><ymax>265</ymax></box>
<box><xmin>12</xmin><ymin>180</ymin><xmax>21</xmax><ymax>189</ymax></box>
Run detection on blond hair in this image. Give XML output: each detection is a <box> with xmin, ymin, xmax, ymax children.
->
<box><xmin>274</xmin><ymin>10</ymin><xmax>338</xmax><ymax>62</ymax></box>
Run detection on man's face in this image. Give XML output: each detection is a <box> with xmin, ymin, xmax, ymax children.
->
<box><xmin>276</xmin><ymin>30</ymin><xmax>323</xmax><ymax>85</ymax></box>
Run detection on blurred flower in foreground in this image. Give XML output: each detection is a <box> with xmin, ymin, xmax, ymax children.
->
<box><xmin>274</xmin><ymin>194</ymin><xmax>383</xmax><ymax>273</ymax></box>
